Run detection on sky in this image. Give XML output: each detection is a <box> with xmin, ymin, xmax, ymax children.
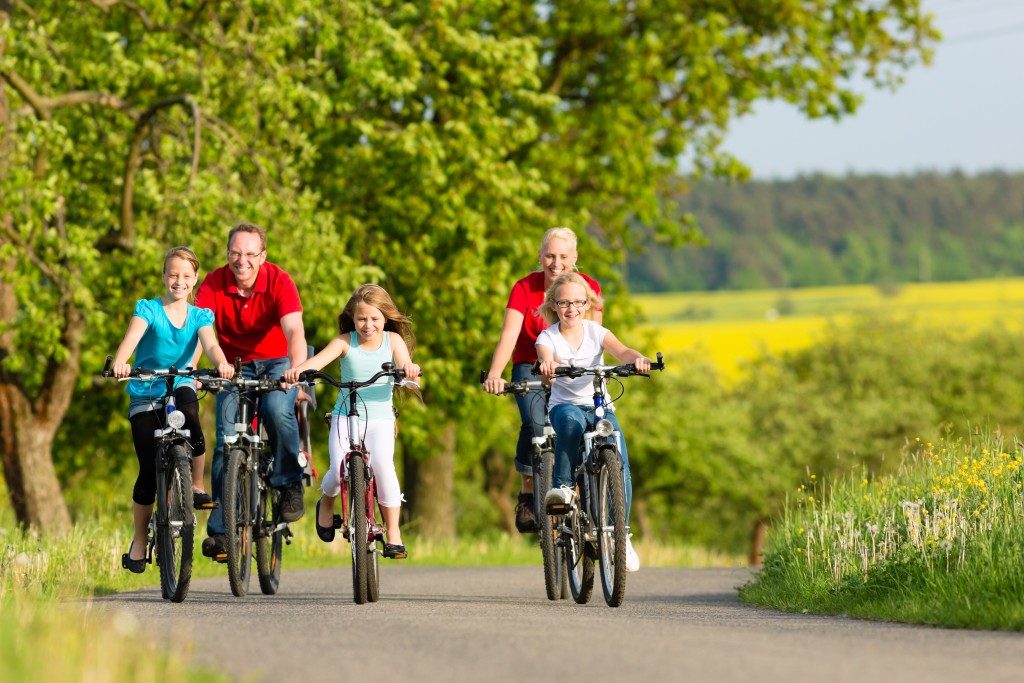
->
<box><xmin>722</xmin><ymin>0</ymin><xmax>1024</xmax><ymax>179</ymax></box>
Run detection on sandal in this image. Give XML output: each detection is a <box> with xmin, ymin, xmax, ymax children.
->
<box><xmin>314</xmin><ymin>499</ymin><xmax>341</xmax><ymax>543</ymax></box>
<box><xmin>383</xmin><ymin>543</ymin><xmax>408</xmax><ymax>559</ymax></box>
<box><xmin>121</xmin><ymin>541</ymin><xmax>147</xmax><ymax>574</ymax></box>
<box><xmin>192</xmin><ymin>489</ymin><xmax>218</xmax><ymax>510</ymax></box>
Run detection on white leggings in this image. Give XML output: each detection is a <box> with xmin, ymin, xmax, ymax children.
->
<box><xmin>324</xmin><ymin>415</ymin><xmax>403</xmax><ymax>508</ymax></box>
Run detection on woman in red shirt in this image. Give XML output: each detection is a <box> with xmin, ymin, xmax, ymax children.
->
<box><xmin>483</xmin><ymin>227</ymin><xmax>602</xmax><ymax>532</ymax></box>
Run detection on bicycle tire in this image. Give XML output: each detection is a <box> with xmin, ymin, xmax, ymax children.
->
<box><xmin>223</xmin><ymin>447</ymin><xmax>254</xmax><ymax>597</ymax></box>
<box><xmin>537</xmin><ymin>448</ymin><xmax>564</xmax><ymax>601</ymax></box>
<box><xmin>565</xmin><ymin>479</ymin><xmax>594</xmax><ymax>604</ymax></box>
<box><xmin>349</xmin><ymin>453</ymin><xmax>369</xmax><ymax>604</ymax></box>
<box><xmin>156</xmin><ymin>445</ymin><xmax>194</xmax><ymax>602</ymax></box>
<box><xmin>596</xmin><ymin>447</ymin><xmax>627</xmax><ymax>607</ymax></box>
<box><xmin>365</xmin><ymin>479</ymin><xmax>381</xmax><ymax>603</ymax></box>
<box><xmin>256</xmin><ymin>483</ymin><xmax>282</xmax><ymax>595</ymax></box>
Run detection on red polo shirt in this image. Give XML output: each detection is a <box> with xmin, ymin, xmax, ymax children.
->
<box><xmin>195</xmin><ymin>261</ymin><xmax>303</xmax><ymax>363</ymax></box>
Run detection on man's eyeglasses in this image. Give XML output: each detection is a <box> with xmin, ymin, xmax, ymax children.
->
<box><xmin>227</xmin><ymin>250</ymin><xmax>265</xmax><ymax>260</ymax></box>
<box><xmin>555</xmin><ymin>299</ymin><xmax>588</xmax><ymax>309</ymax></box>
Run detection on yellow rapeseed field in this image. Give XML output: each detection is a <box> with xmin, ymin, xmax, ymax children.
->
<box><xmin>634</xmin><ymin>277</ymin><xmax>1024</xmax><ymax>380</ymax></box>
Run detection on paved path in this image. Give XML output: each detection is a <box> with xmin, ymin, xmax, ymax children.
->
<box><xmin>92</xmin><ymin>566</ymin><xmax>1024</xmax><ymax>682</ymax></box>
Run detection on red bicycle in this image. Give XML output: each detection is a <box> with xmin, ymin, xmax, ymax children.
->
<box><xmin>299</xmin><ymin>363</ymin><xmax>412</xmax><ymax>604</ymax></box>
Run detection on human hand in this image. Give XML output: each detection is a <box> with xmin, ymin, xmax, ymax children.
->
<box><xmin>113</xmin><ymin>363</ymin><xmax>132</xmax><ymax>379</ymax></box>
<box><xmin>538</xmin><ymin>360</ymin><xmax>558</xmax><ymax>378</ymax></box>
<box><xmin>282</xmin><ymin>368</ymin><xmax>301</xmax><ymax>384</ymax></box>
<box><xmin>633</xmin><ymin>356</ymin><xmax>651</xmax><ymax>373</ymax></box>
<box><xmin>217</xmin><ymin>362</ymin><xmax>235</xmax><ymax>379</ymax></box>
<box><xmin>402</xmin><ymin>363</ymin><xmax>421</xmax><ymax>380</ymax></box>
<box><xmin>482</xmin><ymin>376</ymin><xmax>505</xmax><ymax>394</ymax></box>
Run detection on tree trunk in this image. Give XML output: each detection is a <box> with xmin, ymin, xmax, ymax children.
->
<box><xmin>409</xmin><ymin>420</ymin><xmax>456</xmax><ymax>541</ymax></box>
<box><xmin>749</xmin><ymin>518</ymin><xmax>768</xmax><ymax>568</ymax></box>
<box><xmin>481</xmin><ymin>446</ymin><xmax>515</xmax><ymax>534</ymax></box>
<box><xmin>0</xmin><ymin>387</ymin><xmax>72</xmax><ymax>532</ymax></box>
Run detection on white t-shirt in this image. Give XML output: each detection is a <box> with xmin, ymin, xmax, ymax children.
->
<box><xmin>535</xmin><ymin>320</ymin><xmax>614</xmax><ymax>409</ymax></box>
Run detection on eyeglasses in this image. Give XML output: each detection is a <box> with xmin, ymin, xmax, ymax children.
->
<box><xmin>555</xmin><ymin>299</ymin><xmax>588</xmax><ymax>309</ymax></box>
<box><xmin>227</xmin><ymin>250</ymin><xmax>265</xmax><ymax>260</ymax></box>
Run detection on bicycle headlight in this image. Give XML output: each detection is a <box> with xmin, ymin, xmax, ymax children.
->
<box><xmin>167</xmin><ymin>410</ymin><xmax>186</xmax><ymax>430</ymax></box>
<box><xmin>595</xmin><ymin>419</ymin><xmax>615</xmax><ymax>437</ymax></box>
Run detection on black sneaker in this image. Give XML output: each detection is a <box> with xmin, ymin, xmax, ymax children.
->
<box><xmin>192</xmin><ymin>490</ymin><xmax>217</xmax><ymax>510</ymax></box>
<box><xmin>201</xmin><ymin>534</ymin><xmax>227</xmax><ymax>562</ymax></box>
<box><xmin>278</xmin><ymin>482</ymin><xmax>305</xmax><ymax>522</ymax></box>
<box><xmin>515</xmin><ymin>492</ymin><xmax>539</xmax><ymax>533</ymax></box>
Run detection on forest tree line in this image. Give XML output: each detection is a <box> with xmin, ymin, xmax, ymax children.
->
<box><xmin>628</xmin><ymin>171</ymin><xmax>1024</xmax><ymax>292</ymax></box>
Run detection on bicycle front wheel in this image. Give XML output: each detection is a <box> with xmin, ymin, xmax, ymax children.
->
<box><xmin>348</xmin><ymin>453</ymin><xmax>369</xmax><ymax>604</ymax></box>
<box><xmin>256</xmin><ymin>483</ymin><xmax>283</xmax><ymax>595</ymax></box>
<box><xmin>223</xmin><ymin>447</ymin><xmax>254</xmax><ymax>597</ymax></box>
<box><xmin>537</xmin><ymin>448</ymin><xmax>565</xmax><ymax>601</ymax></box>
<box><xmin>156</xmin><ymin>444</ymin><xmax>194</xmax><ymax>603</ymax></box>
<box><xmin>597</xmin><ymin>447</ymin><xmax>627</xmax><ymax>607</ymax></box>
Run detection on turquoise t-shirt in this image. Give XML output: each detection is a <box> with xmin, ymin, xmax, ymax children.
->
<box><xmin>127</xmin><ymin>298</ymin><xmax>215</xmax><ymax>400</ymax></box>
<box><xmin>332</xmin><ymin>332</ymin><xmax>395</xmax><ymax>421</ymax></box>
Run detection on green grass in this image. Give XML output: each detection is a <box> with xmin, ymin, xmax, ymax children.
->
<box><xmin>741</xmin><ymin>431</ymin><xmax>1024</xmax><ymax>630</ymax></box>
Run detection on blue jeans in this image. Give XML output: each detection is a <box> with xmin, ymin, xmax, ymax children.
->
<box><xmin>512</xmin><ymin>362</ymin><xmax>546</xmax><ymax>476</ymax></box>
<box><xmin>549</xmin><ymin>403</ymin><xmax>633</xmax><ymax>523</ymax></box>
<box><xmin>207</xmin><ymin>357</ymin><xmax>302</xmax><ymax>536</ymax></box>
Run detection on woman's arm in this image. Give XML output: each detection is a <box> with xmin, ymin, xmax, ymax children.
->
<box><xmin>483</xmin><ymin>307</ymin><xmax>526</xmax><ymax>394</ymax></box>
<box><xmin>602</xmin><ymin>331</ymin><xmax>651</xmax><ymax>372</ymax></box>
<box><xmin>282</xmin><ymin>335</ymin><xmax>349</xmax><ymax>383</ymax></box>
<box><xmin>111</xmin><ymin>317</ymin><xmax>149</xmax><ymax>378</ymax></box>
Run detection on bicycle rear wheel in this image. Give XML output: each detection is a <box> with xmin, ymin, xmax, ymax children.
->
<box><xmin>156</xmin><ymin>444</ymin><xmax>194</xmax><ymax>603</ymax></box>
<box><xmin>597</xmin><ymin>447</ymin><xmax>627</xmax><ymax>607</ymax></box>
<box><xmin>537</xmin><ymin>448</ymin><xmax>565</xmax><ymax>601</ymax></box>
<box><xmin>223</xmin><ymin>447</ymin><xmax>254</xmax><ymax>597</ymax></box>
<box><xmin>256</xmin><ymin>483</ymin><xmax>283</xmax><ymax>595</ymax></box>
<box><xmin>348</xmin><ymin>453</ymin><xmax>369</xmax><ymax>604</ymax></box>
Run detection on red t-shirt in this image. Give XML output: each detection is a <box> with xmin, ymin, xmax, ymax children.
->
<box><xmin>506</xmin><ymin>271</ymin><xmax>602</xmax><ymax>365</ymax></box>
<box><xmin>195</xmin><ymin>261</ymin><xmax>303</xmax><ymax>363</ymax></box>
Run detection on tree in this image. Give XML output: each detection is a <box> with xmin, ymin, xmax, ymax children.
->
<box><xmin>1</xmin><ymin>1</ymin><xmax>938</xmax><ymax>534</ymax></box>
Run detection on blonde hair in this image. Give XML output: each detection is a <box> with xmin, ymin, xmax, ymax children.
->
<box><xmin>163</xmin><ymin>245</ymin><xmax>200</xmax><ymax>275</ymax></box>
<box><xmin>539</xmin><ymin>272</ymin><xmax>603</xmax><ymax>324</ymax></box>
<box><xmin>338</xmin><ymin>284</ymin><xmax>416</xmax><ymax>354</ymax></box>
<box><xmin>538</xmin><ymin>226</ymin><xmax>579</xmax><ymax>270</ymax></box>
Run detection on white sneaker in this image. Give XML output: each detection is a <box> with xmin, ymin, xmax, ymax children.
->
<box><xmin>544</xmin><ymin>486</ymin><xmax>575</xmax><ymax>514</ymax></box>
<box><xmin>625</xmin><ymin>536</ymin><xmax>640</xmax><ymax>572</ymax></box>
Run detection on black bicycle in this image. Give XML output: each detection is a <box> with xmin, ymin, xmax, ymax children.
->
<box><xmin>481</xmin><ymin>372</ymin><xmax>567</xmax><ymax>601</ymax></box>
<box><xmin>102</xmin><ymin>356</ymin><xmax>213</xmax><ymax>602</ymax></box>
<box><xmin>199</xmin><ymin>372</ymin><xmax>293</xmax><ymax>597</ymax></box>
<box><xmin>298</xmin><ymin>363</ymin><xmax>413</xmax><ymax>604</ymax></box>
<box><xmin>543</xmin><ymin>353</ymin><xmax>664</xmax><ymax>607</ymax></box>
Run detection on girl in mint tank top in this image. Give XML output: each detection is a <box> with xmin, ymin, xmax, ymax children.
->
<box><xmin>283</xmin><ymin>285</ymin><xmax>421</xmax><ymax>559</ymax></box>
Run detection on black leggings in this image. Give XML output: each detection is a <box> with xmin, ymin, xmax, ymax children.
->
<box><xmin>129</xmin><ymin>386</ymin><xmax>205</xmax><ymax>505</ymax></box>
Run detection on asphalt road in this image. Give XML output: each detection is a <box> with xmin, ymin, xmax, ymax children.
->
<box><xmin>92</xmin><ymin>566</ymin><xmax>1024</xmax><ymax>682</ymax></box>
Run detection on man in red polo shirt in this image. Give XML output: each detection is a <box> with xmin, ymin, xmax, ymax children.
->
<box><xmin>196</xmin><ymin>223</ymin><xmax>308</xmax><ymax>560</ymax></box>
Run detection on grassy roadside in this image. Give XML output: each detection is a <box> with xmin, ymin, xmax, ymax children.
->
<box><xmin>741</xmin><ymin>431</ymin><xmax>1024</xmax><ymax>630</ymax></box>
<box><xmin>1</xmin><ymin>505</ymin><xmax>738</xmax><ymax>682</ymax></box>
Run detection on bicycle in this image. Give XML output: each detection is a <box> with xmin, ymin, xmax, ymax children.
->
<box><xmin>542</xmin><ymin>352</ymin><xmax>664</xmax><ymax>607</ymax></box>
<box><xmin>480</xmin><ymin>371</ymin><xmax>567</xmax><ymax>601</ymax></box>
<box><xmin>101</xmin><ymin>356</ymin><xmax>214</xmax><ymax>602</ymax></box>
<box><xmin>199</xmin><ymin>371</ymin><xmax>294</xmax><ymax>597</ymax></box>
<box><xmin>298</xmin><ymin>362</ymin><xmax>413</xmax><ymax>605</ymax></box>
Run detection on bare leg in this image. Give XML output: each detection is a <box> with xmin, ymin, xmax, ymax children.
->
<box><xmin>192</xmin><ymin>454</ymin><xmax>207</xmax><ymax>491</ymax></box>
<box><xmin>318</xmin><ymin>494</ymin><xmax>337</xmax><ymax>528</ymax></box>
<box><xmin>520</xmin><ymin>473</ymin><xmax>533</xmax><ymax>495</ymax></box>
<box><xmin>131</xmin><ymin>503</ymin><xmax>152</xmax><ymax>560</ymax></box>
<box><xmin>380</xmin><ymin>504</ymin><xmax>402</xmax><ymax>546</ymax></box>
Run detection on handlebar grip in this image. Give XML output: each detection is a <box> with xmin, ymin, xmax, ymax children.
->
<box><xmin>479</xmin><ymin>370</ymin><xmax>488</xmax><ymax>385</ymax></box>
<box><xmin>102</xmin><ymin>355</ymin><xmax>114</xmax><ymax>377</ymax></box>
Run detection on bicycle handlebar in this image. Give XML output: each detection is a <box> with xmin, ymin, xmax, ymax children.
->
<box><xmin>533</xmin><ymin>351</ymin><xmax>666</xmax><ymax>379</ymax></box>
<box><xmin>100</xmin><ymin>355</ymin><xmax>219</xmax><ymax>381</ymax></box>
<box><xmin>478</xmin><ymin>370</ymin><xmax>545</xmax><ymax>396</ymax></box>
<box><xmin>299</xmin><ymin>362</ymin><xmax>409</xmax><ymax>392</ymax></box>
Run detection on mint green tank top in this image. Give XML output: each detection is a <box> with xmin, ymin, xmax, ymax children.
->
<box><xmin>332</xmin><ymin>332</ymin><xmax>395</xmax><ymax>421</ymax></box>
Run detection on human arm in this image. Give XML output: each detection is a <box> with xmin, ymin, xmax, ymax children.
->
<box><xmin>280</xmin><ymin>311</ymin><xmax>308</xmax><ymax>369</ymax></box>
<box><xmin>390</xmin><ymin>332</ymin><xmax>421</xmax><ymax>381</ymax></box>
<box><xmin>282</xmin><ymin>335</ymin><xmax>349</xmax><ymax>383</ymax></box>
<box><xmin>111</xmin><ymin>316</ymin><xmax>150</xmax><ymax>378</ymax></box>
<box><xmin>602</xmin><ymin>331</ymin><xmax>651</xmax><ymax>372</ymax></box>
<box><xmin>535</xmin><ymin>339</ymin><xmax>557</xmax><ymax>380</ymax></box>
<box><xmin>197</xmin><ymin>326</ymin><xmax>235</xmax><ymax>378</ymax></box>
<box><xmin>482</xmin><ymin>307</ymin><xmax>526</xmax><ymax>394</ymax></box>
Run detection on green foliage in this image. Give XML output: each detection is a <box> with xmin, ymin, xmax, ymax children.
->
<box><xmin>629</xmin><ymin>171</ymin><xmax>1024</xmax><ymax>292</ymax></box>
